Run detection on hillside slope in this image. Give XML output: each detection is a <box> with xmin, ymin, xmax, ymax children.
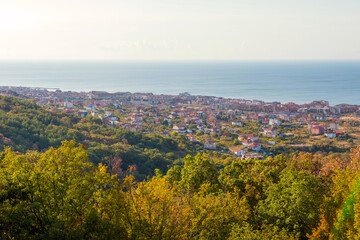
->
<box><xmin>0</xmin><ymin>96</ymin><xmax>189</xmax><ymax>178</ymax></box>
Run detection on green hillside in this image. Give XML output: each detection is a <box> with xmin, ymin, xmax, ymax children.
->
<box><xmin>0</xmin><ymin>96</ymin><xmax>188</xmax><ymax>179</ymax></box>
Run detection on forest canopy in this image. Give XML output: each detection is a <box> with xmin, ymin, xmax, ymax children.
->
<box><xmin>1</xmin><ymin>141</ymin><xmax>360</xmax><ymax>239</ymax></box>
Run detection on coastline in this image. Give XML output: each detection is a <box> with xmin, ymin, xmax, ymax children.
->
<box><xmin>0</xmin><ymin>61</ymin><xmax>359</xmax><ymax>105</ymax></box>
<box><xmin>1</xmin><ymin>85</ymin><xmax>358</xmax><ymax>108</ymax></box>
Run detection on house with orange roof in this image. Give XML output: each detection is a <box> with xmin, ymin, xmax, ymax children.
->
<box><xmin>263</xmin><ymin>128</ymin><xmax>277</xmax><ymax>138</ymax></box>
<box><xmin>229</xmin><ymin>146</ymin><xmax>246</xmax><ymax>157</ymax></box>
<box><xmin>242</xmin><ymin>139</ymin><xmax>253</xmax><ymax>146</ymax></box>
<box><xmin>248</xmin><ymin>143</ymin><xmax>262</xmax><ymax>152</ymax></box>
<box><xmin>247</xmin><ymin>134</ymin><xmax>259</xmax><ymax>142</ymax></box>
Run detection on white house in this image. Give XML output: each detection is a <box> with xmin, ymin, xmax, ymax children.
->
<box><xmin>173</xmin><ymin>125</ymin><xmax>186</xmax><ymax>133</ymax></box>
<box><xmin>269</xmin><ymin>118</ymin><xmax>281</xmax><ymax>126</ymax></box>
<box><xmin>242</xmin><ymin>139</ymin><xmax>252</xmax><ymax>146</ymax></box>
<box><xmin>248</xmin><ymin>143</ymin><xmax>262</xmax><ymax>152</ymax></box>
<box><xmin>247</xmin><ymin>134</ymin><xmax>259</xmax><ymax>142</ymax></box>
<box><xmin>64</xmin><ymin>102</ymin><xmax>73</xmax><ymax>108</ymax></box>
<box><xmin>263</xmin><ymin>128</ymin><xmax>277</xmax><ymax>138</ymax></box>
<box><xmin>231</xmin><ymin>121</ymin><xmax>243</xmax><ymax>126</ymax></box>
<box><xmin>229</xmin><ymin>146</ymin><xmax>246</xmax><ymax>157</ymax></box>
<box><xmin>325</xmin><ymin>132</ymin><xmax>336</xmax><ymax>139</ymax></box>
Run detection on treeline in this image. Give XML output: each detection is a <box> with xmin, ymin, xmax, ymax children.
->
<box><xmin>1</xmin><ymin>141</ymin><xmax>360</xmax><ymax>239</ymax></box>
<box><xmin>0</xmin><ymin>96</ymin><xmax>190</xmax><ymax>179</ymax></box>
<box><xmin>266</xmin><ymin>143</ymin><xmax>349</xmax><ymax>156</ymax></box>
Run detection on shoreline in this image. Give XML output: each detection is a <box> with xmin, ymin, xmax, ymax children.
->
<box><xmin>1</xmin><ymin>85</ymin><xmax>358</xmax><ymax>107</ymax></box>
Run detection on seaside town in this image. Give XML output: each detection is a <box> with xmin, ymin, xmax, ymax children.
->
<box><xmin>1</xmin><ymin>85</ymin><xmax>360</xmax><ymax>160</ymax></box>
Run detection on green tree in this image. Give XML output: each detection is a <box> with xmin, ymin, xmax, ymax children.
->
<box><xmin>0</xmin><ymin>141</ymin><xmax>128</xmax><ymax>239</ymax></box>
<box><xmin>179</xmin><ymin>153</ymin><xmax>219</xmax><ymax>193</ymax></box>
<box><xmin>257</xmin><ymin>168</ymin><xmax>324</xmax><ymax>239</ymax></box>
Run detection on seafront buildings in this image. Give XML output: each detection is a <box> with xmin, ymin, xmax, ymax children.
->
<box><xmin>1</xmin><ymin>86</ymin><xmax>360</xmax><ymax>159</ymax></box>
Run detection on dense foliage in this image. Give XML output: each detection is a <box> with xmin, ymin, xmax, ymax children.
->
<box><xmin>0</xmin><ymin>96</ymin><xmax>189</xmax><ymax>179</ymax></box>
<box><xmin>1</xmin><ymin>141</ymin><xmax>360</xmax><ymax>239</ymax></box>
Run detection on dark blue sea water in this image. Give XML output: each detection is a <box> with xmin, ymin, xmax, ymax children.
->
<box><xmin>0</xmin><ymin>61</ymin><xmax>359</xmax><ymax>105</ymax></box>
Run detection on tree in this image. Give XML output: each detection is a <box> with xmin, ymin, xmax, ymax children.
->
<box><xmin>179</xmin><ymin>153</ymin><xmax>219</xmax><ymax>193</ymax></box>
<box><xmin>124</xmin><ymin>176</ymin><xmax>192</xmax><ymax>239</ymax></box>
<box><xmin>0</xmin><ymin>141</ymin><xmax>128</xmax><ymax>239</ymax></box>
<box><xmin>257</xmin><ymin>168</ymin><xmax>324</xmax><ymax>239</ymax></box>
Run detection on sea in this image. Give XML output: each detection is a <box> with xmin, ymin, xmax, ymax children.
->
<box><xmin>0</xmin><ymin>61</ymin><xmax>359</xmax><ymax>105</ymax></box>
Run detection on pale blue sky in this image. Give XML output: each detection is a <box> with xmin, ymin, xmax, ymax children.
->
<box><xmin>1</xmin><ymin>0</ymin><xmax>359</xmax><ymax>60</ymax></box>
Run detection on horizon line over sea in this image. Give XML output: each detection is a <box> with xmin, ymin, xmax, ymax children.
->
<box><xmin>0</xmin><ymin>61</ymin><xmax>359</xmax><ymax>105</ymax></box>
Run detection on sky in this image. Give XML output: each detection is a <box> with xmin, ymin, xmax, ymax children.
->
<box><xmin>0</xmin><ymin>0</ymin><xmax>360</xmax><ymax>61</ymax></box>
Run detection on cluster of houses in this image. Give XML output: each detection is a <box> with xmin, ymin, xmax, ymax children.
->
<box><xmin>1</xmin><ymin>86</ymin><xmax>359</xmax><ymax>116</ymax></box>
<box><xmin>308</xmin><ymin>122</ymin><xmax>344</xmax><ymax>138</ymax></box>
<box><xmin>228</xmin><ymin>146</ymin><xmax>263</xmax><ymax>160</ymax></box>
<box><xmin>1</xmin><ymin>86</ymin><xmax>359</xmax><ymax>160</ymax></box>
<box><xmin>198</xmin><ymin>133</ymin><xmax>263</xmax><ymax>159</ymax></box>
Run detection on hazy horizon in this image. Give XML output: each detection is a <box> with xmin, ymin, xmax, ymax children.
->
<box><xmin>1</xmin><ymin>59</ymin><xmax>360</xmax><ymax>63</ymax></box>
<box><xmin>1</xmin><ymin>0</ymin><xmax>360</xmax><ymax>61</ymax></box>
